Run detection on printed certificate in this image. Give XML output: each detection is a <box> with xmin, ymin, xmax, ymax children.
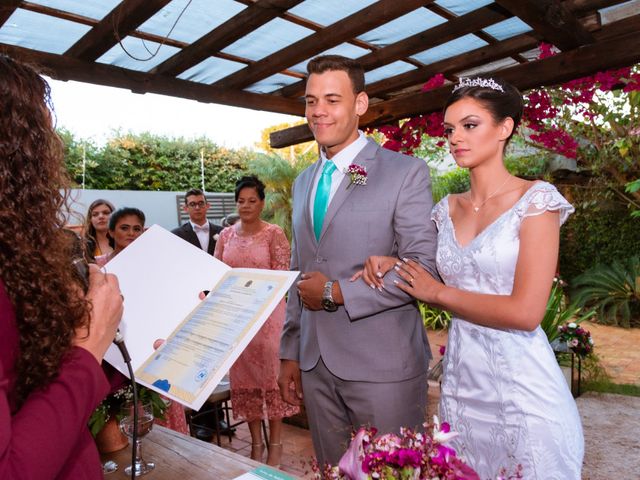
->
<box><xmin>103</xmin><ymin>225</ymin><xmax>298</xmax><ymax>410</ymax></box>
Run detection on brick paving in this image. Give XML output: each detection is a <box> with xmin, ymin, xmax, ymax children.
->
<box><xmin>213</xmin><ymin>325</ymin><xmax>636</xmax><ymax>478</ymax></box>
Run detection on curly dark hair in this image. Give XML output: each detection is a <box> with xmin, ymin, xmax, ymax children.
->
<box><xmin>0</xmin><ymin>55</ymin><xmax>89</xmax><ymax>408</ymax></box>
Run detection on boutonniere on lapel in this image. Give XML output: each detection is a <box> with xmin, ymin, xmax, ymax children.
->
<box><xmin>344</xmin><ymin>164</ymin><xmax>367</xmax><ymax>188</ymax></box>
<box><xmin>213</xmin><ymin>233</ymin><xmax>220</xmax><ymax>241</ymax></box>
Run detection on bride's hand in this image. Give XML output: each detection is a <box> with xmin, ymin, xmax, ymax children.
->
<box><xmin>350</xmin><ymin>256</ymin><xmax>398</xmax><ymax>290</ymax></box>
<box><xmin>393</xmin><ymin>258</ymin><xmax>442</xmax><ymax>303</ymax></box>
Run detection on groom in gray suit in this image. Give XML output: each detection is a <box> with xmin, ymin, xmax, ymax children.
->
<box><xmin>278</xmin><ymin>55</ymin><xmax>438</xmax><ymax>466</ymax></box>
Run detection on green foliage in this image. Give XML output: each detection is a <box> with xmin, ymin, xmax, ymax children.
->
<box><xmin>248</xmin><ymin>154</ymin><xmax>313</xmax><ymax>239</ymax></box>
<box><xmin>431</xmin><ymin>168</ymin><xmax>470</xmax><ymax>203</ymax></box>
<box><xmin>541</xmin><ymin>279</ymin><xmax>595</xmax><ymax>344</ymax></box>
<box><xmin>559</xmin><ymin>186</ymin><xmax>640</xmax><ymax>282</ymax></box>
<box><xmin>58</xmin><ymin>130</ymin><xmax>253</xmax><ymax>192</ymax></box>
<box><xmin>419</xmin><ymin>302</ymin><xmax>451</xmax><ymax>330</ymax></box>
<box><xmin>571</xmin><ymin>256</ymin><xmax>640</xmax><ymax>328</ymax></box>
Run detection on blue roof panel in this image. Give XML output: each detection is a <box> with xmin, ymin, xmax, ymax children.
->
<box><xmin>365</xmin><ymin>61</ymin><xmax>416</xmax><ymax>85</ymax></box>
<box><xmin>412</xmin><ymin>34</ymin><xmax>488</xmax><ymax>65</ymax></box>
<box><xmin>28</xmin><ymin>0</ymin><xmax>121</xmax><ymax>21</ymax></box>
<box><xmin>97</xmin><ymin>37</ymin><xmax>181</xmax><ymax>72</ymax></box>
<box><xmin>483</xmin><ymin>17</ymin><xmax>532</xmax><ymax>41</ymax></box>
<box><xmin>434</xmin><ymin>0</ymin><xmax>493</xmax><ymax>16</ymax></box>
<box><xmin>222</xmin><ymin>18</ymin><xmax>313</xmax><ymax>61</ymax></box>
<box><xmin>178</xmin><ymin>56</ymin><xmax>246</xmax><ymax>84</ymax></box>
<box><xmin>289</xmin><ymin>43</ymin><xmax>370</xmax><ymax>74</ymax></box>
<box><xmin>289</xmin><ymin>0</ymin><xmax>377</xmax><ymax>27</ymax></box>
<box><xmin>357</xmin><ymin>8</ymin><xmax>447</xmax><ymax>46</ymax></box>
<box><xmin>0</xmin><ymin>8</ymin><xmax>91</xmax><ymax>54</ymax></box>
<box><xmin>138</xmin><ymin>0</ymin><xmax>246</xmax><ymax>44</ymax></box>
<box><xmin>245</xmin><ymin>73</ymin><xmax>300</xmax><ymax>94</ymax></box>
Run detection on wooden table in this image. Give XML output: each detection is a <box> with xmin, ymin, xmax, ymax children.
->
<box><xmin>102</xmin><ymin>425</ymin><xmax>265</xmax><ymax>479</ymax></box>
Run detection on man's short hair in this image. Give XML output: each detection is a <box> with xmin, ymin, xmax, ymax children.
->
<box><xmin>307</xmin><ymin>55</ymin><xmax>365</xmax><ymax>94</ymax></box>
<box><xmin>185</xmin><ymin>188</ymin><xmax>205</xmax><ymax>204</ymax></box>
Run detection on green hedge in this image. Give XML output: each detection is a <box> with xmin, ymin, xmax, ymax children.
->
<box><xmin>560</xmin><ymin>192</ymin><xmax>640</xmax><ymax>284</ymax></box>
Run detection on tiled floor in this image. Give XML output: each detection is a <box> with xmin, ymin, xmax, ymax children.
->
<box><xmin>212</xmin><ymin>325</ymin><xmax>637</xmax><ymax>478</ymax></box>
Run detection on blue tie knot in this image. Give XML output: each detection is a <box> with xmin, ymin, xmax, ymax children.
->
<box><xmin>322</xmin><ymin>160</ymin><xmax>337</xmax><ymax>176</ymax></box>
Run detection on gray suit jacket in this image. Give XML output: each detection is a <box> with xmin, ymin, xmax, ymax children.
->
<box><xmin>280</xmin><ymin>139</ymin><xmax>438</xmax><ymax>382</ymax></box>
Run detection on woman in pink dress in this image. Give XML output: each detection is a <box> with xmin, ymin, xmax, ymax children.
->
<box><xmin>214</xmin><ymin>175</ymin><xmax>299</xmax><ymax>467</ymax></box>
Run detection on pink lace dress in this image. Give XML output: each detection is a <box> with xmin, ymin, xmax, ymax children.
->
<box><xmin>214</xmin><ymin>222</ymin><xmax>300</xmax><ymax>422</ymax></box>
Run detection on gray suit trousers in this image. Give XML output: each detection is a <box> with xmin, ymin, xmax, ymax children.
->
<box><xmin>301</xmin><ymin>358</ymin><xmax>428</xmax><ymax>467</ymax></box>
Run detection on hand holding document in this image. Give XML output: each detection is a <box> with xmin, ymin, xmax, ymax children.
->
<box><xmin>103</xmin><ymin>225</ymin><xmax>298</xmax><ymax>410</ymax></box>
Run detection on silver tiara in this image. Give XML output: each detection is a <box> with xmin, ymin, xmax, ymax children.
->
<box><xmin>452</xmin><ymin>77</ymin><xmax>504</xmax><ymax>93</ymax></box>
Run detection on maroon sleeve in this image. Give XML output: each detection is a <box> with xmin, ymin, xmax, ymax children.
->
<box><xmin>0</xmin><ymin>346</ymin><xmax>109</xmax><ymax>479</ymax></box>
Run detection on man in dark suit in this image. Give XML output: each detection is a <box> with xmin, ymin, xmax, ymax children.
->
<box><xmin>171</xmin><ymin>188</ymin><xmax>228</xmax><ymax>439</ymax></box>
<box><xmin>172</xmin><ymin>188</ymin><xmax>223</xmax><ymax>255</ymax></box>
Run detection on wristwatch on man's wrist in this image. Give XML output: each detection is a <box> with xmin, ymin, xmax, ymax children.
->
<box><xmin>321</xmin><ymin>280</ymin><xmax>339</xmax><ymax>312</ymax></box>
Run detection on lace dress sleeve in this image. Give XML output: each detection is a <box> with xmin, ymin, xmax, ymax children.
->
<box><xmin>517</xmin><ymin>182</ymin><xmax>575</xmax><ymax>226</ymax></box>
<box><xmin>430</xmin><ymin>196</ymin><xmax>447</xmax><ymax>230</ymax></box>
<box><xmin>268</xmin><ymin>224</ymin><xmax>291</xmax><ymax>271</ymax></box>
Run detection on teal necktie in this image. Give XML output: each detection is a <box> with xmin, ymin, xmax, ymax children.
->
<box><xmin>313</xmin><ymin>160</ymin><xmax>337</xmax><ymax>240</ymax></box>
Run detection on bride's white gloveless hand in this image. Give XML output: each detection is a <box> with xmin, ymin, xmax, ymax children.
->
<box><xmin>350</xmin><ymin>255</ymin><xmax>398</xmax><ymax>290</ymax></box>
<box><xmin>393</xmin><ymin>258</ymin><xmax>443</xmax><ymax>304</ymax></box>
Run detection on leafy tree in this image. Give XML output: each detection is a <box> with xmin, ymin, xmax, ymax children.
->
<box><xmin>57</xmin><ymin>131</ymin><xmax>253</xmax><ymax>192</ymax></box>
<box><xmin>248</xmin><ymin>153</ymin><xmax>313</xmax><ymax>239</ymax></box>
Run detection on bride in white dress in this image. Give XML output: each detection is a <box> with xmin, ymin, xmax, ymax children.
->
<box><xmin>358</xmin><ymin>77</ymin><xmax>584</xmax><ymax>479</ymax></box>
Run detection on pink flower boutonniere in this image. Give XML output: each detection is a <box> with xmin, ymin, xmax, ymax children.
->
<box><xmin>345</xmin><ymin>164</ymin><xmax>367</xmax><ymax>188</ymax></box>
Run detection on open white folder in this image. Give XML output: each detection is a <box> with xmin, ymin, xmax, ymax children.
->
<box><xmin>103</xmin><ymin>225</ymin><xmax>298</xmax><ymax>410</ymax></box>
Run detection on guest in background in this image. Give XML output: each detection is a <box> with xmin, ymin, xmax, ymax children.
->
<box><xmin>94</xmin><ymin>207</ymin><xmax>145</xmax><ymax>266</ymax></box>
<box><xmin>214</xmin><ymin>176</ymin><xmax>299</xmax><ymax>467</ymax></box>
<box><xmin>172</xmin><ymin>189</ymin><xmax>230</xmax><ymax>439</ymax></box>
<box><xmin>0</xmin><ymin>54</ymin><xmax>123</xmax><ymax>479</ymax></box>
<box><xmin>83</xmin><ymin>199</ymin><xmax>115</xmax><ymax>262</ymax></box>
<box><xmin>94</xmin><ymin>206</ymin><xmax>189</xmax><ymax>435</ymax></box>
<box><xmin>172</xmin><ymin>188</ymin><xmax>223</xmax><ymax>255</ymax></box>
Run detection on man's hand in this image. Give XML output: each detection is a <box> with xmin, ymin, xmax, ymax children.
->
<box><xmin>278</xmin><ymin>359</ymin><xmax>304</xmax><ymax>406</ymax></box>
<box><xmin>297</xmin><ymin>271</ymin><xmax>328</xmax><ymax>310</ymax></box>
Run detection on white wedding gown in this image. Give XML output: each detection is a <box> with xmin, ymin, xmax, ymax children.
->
<box><xmin>432</xmin><ymin>182</ymin><xmax>584</xmax><ymax>480</ymax></box>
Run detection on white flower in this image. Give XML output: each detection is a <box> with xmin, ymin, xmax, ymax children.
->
<box><xmin>432</xmin><ymin>416</ymin><xmax>458</xmax><ymax>444</ymax></box>
<box><xmin>568</xmin><ymin>322</ymin><xmax>577</xmax><ymax>329</ymax></box>
<box><xmin>213</xmin><ymin>233</ymin><xmax>220</xmax><ymax>241</ymax></box>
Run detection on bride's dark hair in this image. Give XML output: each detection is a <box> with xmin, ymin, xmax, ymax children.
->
<box><xmin>0</xmin><ymin>55</ymin><xmax>89</xmax><ymax>408</ymax></box>
<box><xmin>445</xmin><ymin>76</ymin><xmax>523</xmax><ymax>147</ymax></box>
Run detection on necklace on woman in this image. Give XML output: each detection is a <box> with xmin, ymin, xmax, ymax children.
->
<box><xmin>468</xmin><ymin>175</ymin><xmax>512</xmax><ymax>213</ymax></box>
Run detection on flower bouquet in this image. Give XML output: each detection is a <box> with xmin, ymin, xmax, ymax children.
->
<box><xmin>316</xmin><ymin>417</ymin><xmax>480</xmax><ymax>480</ymax></box>
<box><xmin>557</xmin><ymin>322</ymin><xmax>595</xmax><ymax>358</ymax></box>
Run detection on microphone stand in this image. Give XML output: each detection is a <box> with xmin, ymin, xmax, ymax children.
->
<box><xmin>113</xmin><ymin>332</ymin><xmax>138</xmax><ymax>480</ymax></box>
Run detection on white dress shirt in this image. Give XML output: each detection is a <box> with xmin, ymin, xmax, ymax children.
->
<box><xmin>309</xmin><ymin>131</ymin><xmax>368</xmax><ymax>226</ymax></box>
<box><xmin>190</xmin><ymin>220</ymin><xmax>210</xmax><ymax>252</ymax></box>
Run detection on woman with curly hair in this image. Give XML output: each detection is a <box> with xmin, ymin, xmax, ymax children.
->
<box><xmin>0</xmin><ymin>55</ymin><xmax>124</xmax><ymax>478</ymax></box>
<box><xmin>84</xmin><ymin>198</ymin><xmax>115</xmax><ymax>262</ymax></box>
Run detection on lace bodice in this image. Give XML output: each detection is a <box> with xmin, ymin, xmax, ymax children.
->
<box><xmin>432</xmin><ymin>182</ymin><xmax>583</xmax><ymax>479</ymax></box>
<box><xmin>432</xmin><ymin>181</ymin><xmax>574</xmax><ymax>296</ymax></box>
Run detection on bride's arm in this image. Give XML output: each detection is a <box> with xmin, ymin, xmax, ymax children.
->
<box><xmin>396</xmin><ymin>210</ymin><xmax>560</xmax><ymax>331</ymax></box>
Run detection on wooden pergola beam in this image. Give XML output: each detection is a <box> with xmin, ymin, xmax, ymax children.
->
<box><xmin>494</xmin><ymin>0</ymin><xmax>595</xmax><ymax>50</ymax></box>
<box><xmin>0</xmin><ymin>43</ymin><xmax>305</xmax><ymax>115</ymax></box>
<box><xmin>65</xmin><ymin>0</ymin><xmax>171</xmax><ymax>61</ymax></box>
<box><xmin>277</xmin><ymin>3</ymin><xmax>513</xmax><ymax>99</ymax></box>
<box><xmin>152</xmin><ymin>0</ymin><xmax>304</xmax><ymax>77</ymax></box>
<box><xmin>270</xmin><ymin>28</ymin><xmax>640</xmax><ymax>147</ymax></box>
<box><xmin>0</xmin><ymin>0</ymin><xmax>21</xmax><ymax>26</ymax></box>
<box><xmin>213</xmin><ymin>0</ymin><xmax>435</xmax><ymax>91</ymax></box>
